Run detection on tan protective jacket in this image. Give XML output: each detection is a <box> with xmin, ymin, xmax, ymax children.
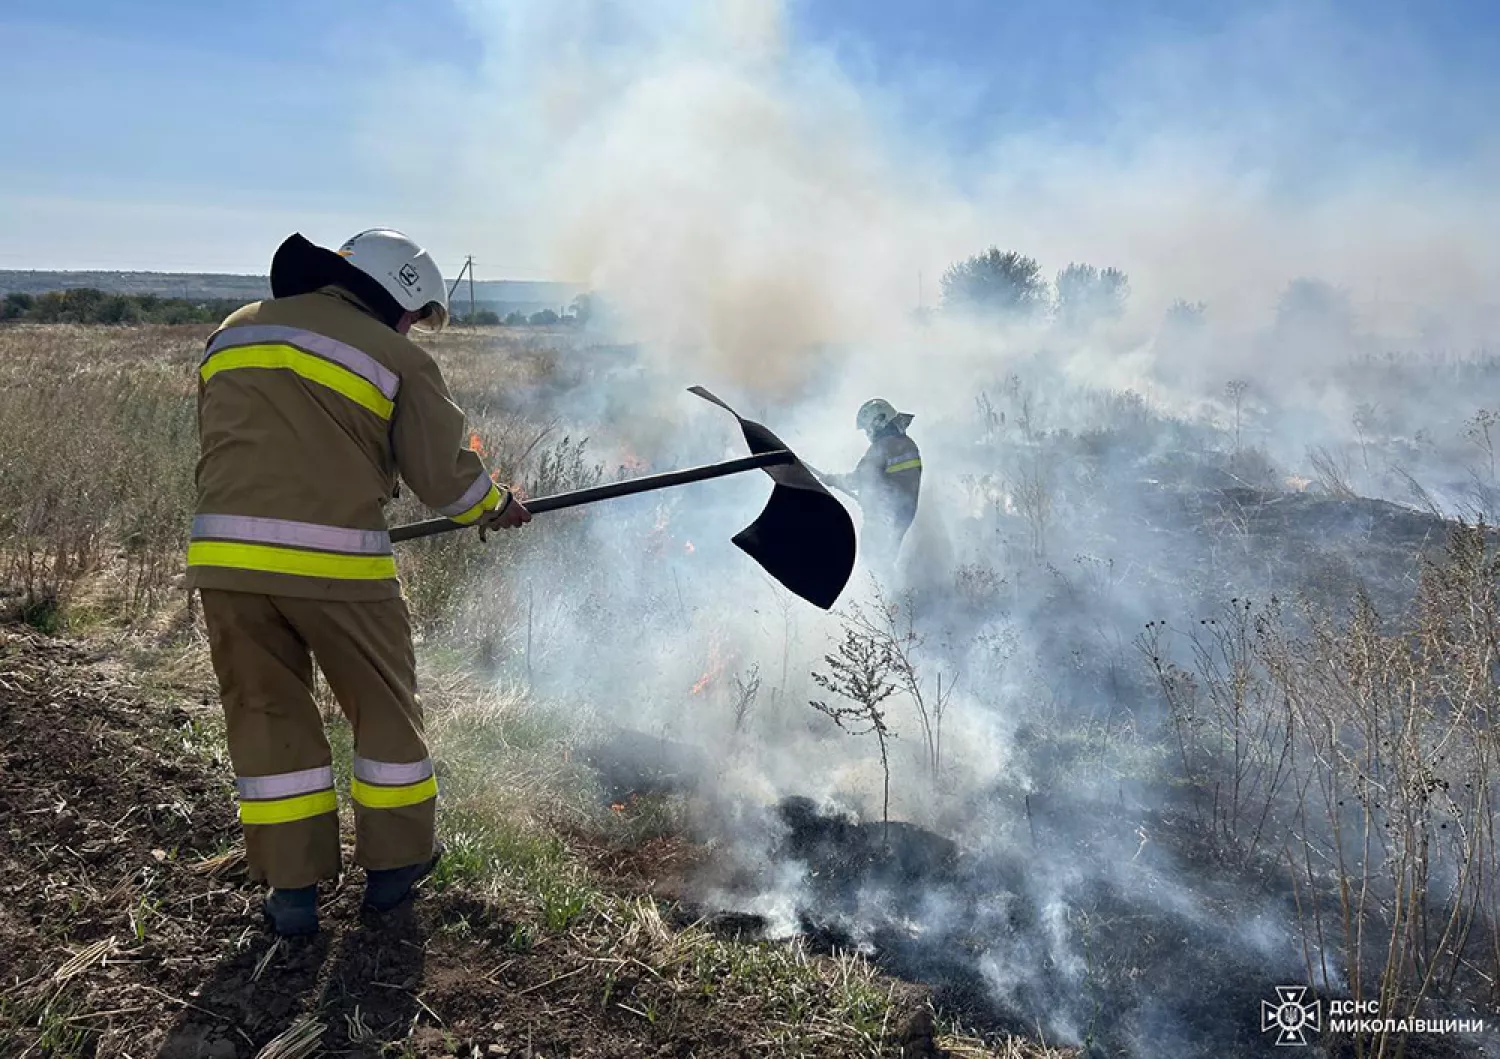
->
<box><xmin>848</xmin><ymin>431</ymin><xmax>922</xmax><ymax>525</ymax></box>
<box><xmin>185</xmin><ymin>287</ymin><xmax>504</xmax><ymax>601</ymax></box>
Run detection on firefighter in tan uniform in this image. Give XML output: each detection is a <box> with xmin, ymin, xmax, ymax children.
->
<box><xmin>824</xmin><ymin>399</ymin><xmax>922</xmax><ymax>574</ymax></box>
<box><xmin>187</xmin><ymin>229</ymin><xmax>532</xmax><ymax>936</ymax></box>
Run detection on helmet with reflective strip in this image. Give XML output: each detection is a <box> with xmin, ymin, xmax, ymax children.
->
<box><xmin>270</xmin><ymin>229</ymin><xmax>449</xmax><ymax>334</ymax></box>
<box><xmin>856</xmin><ymin>398</ymin><xmax>900</xmax><ymax>436</ymax></box>
<box><xmin>335</xmin><ymin>229</ymin><xmax>449</xmax><ymax>333</ymax></box>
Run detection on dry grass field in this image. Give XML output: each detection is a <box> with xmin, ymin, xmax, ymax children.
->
<box><xmin>4</xmin><ymin>319</ymin><xmax>1500</xmax><ymax>1059</ymax></box>
<box><xmin>0</xmin><ymin>322</ymin><xmax>1048</xmax><ymax>1058</ymax></box>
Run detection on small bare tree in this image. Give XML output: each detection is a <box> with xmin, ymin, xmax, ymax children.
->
<box><xmin>1224</xmin><ymin>379</ymin><xmax>1249</xmax><ymax>459</ymax></box>
<box><xmin>1352</xmin><ymin>402</ymin><xmax>1378</xmax><ymax>473</ymax></box>
<box><xmin>1012</xmin><ymin>453</ymin><xmax>1056</xmax><ymax>557</ymax></box>
<box><xmin>810</xmin><ymin>624</ymin><xmax>898</xmax><ymax>846</ymax></box>
<box><xmin>730</xmin><ymin>663</ymin><xmax>761</xmax><ymax>733</ymax></box>
<box><xmin>975</xmin><ymin>390</ymin><xmax>1004</xmax><ymax>445</ymax></box>
<box><xmin>842</xmin><ymin>592</ymin><xmax>958</xmax><ymax>784</ymax></box>
<box><xmin>1465</xmin><ymin>409</ymin><xmax>1497</xmax><ymax>484</ymax></box>
<box><xmin>1001</xmin><ymin>373</ymin><xmax>1037</xmax><ymax>442</ymax></box>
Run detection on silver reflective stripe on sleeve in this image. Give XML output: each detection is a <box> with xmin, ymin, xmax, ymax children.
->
<box><xmin>192</xmin><ymin>515</ymin><xmax>393</xmax><ymax>555</ymax></box>
<box><xmin>439</xmin><ymin>472</ymin><xmax>495</xmax><ymax>517</ymax></box>
<box><xmin>206</xmin><ymin>324</ymin><xmax>401</xmax><ymax>401</ymax></box>
<box><xmin>236</xmin><ymin>765</ymin><xmax>336</xmax><ymax>800</ymax></box>
<box><xmin>352</xmin><ymin>756</ymin><xmax>435</xmax><ymax>786</ymax></box>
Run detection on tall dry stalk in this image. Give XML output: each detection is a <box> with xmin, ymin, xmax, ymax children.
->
<box><xmin>1145</xmin><ymin>525</ymin><xmax>1500</xmax><ymax>1055</ymax></box>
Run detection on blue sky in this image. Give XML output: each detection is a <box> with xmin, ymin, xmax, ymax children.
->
<box><xmin>2</xmin><ymin>0</ymin><xmax>1496</xmax><ymax>275</ymax></box>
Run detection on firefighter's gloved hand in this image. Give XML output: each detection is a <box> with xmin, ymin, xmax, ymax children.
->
<box><xmin>478</xmin><ymin>487</ymin><xmax>531</xmax><ymax>542</ymax></box>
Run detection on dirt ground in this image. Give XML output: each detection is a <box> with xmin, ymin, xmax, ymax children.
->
<box><xmin>0</xmin><ymin>624</ymin><xmax>952</xmax><ymax>1058</ymax></box>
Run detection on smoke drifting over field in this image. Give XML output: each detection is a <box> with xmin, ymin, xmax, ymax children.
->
<box><xmin>381</xmin><ymin>0</ymin><xmax>1500</xmax><ymax>384</ymax></box>
<box><xmin>386</xmin><ymin>2</ymin><xmax>1500</xmax><ymax>1053</ymax></box>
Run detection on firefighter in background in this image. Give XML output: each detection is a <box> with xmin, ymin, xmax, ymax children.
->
<box><xmin>188</xmin><ymin>229</ymin><xmax>532</xmax><ymax>937</ymax></box>
<box><xmin>823</xmin><ymin>398</ymin><xmax>923</xmax><ymax>573</ymax></box>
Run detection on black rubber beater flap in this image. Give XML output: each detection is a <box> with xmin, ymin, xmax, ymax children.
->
<box><xmin>688</xmin><ymin>386</ymin><xmax>855</xmax><ymax>610</ymax></box>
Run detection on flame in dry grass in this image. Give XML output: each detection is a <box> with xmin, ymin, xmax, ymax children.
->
<box><xmin>618</xmin><ymin>448</ymin><xmax>650</xmax><ymax>474</ymax></box>
<box><xmin>690</xmin><ymin>639</ymin><xmax>725</xmax><ymax>696</ymax></box>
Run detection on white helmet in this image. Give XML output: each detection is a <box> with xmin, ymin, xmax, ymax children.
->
<box><xmin>336</xmin><ymin>229</ymin><xmax>449</xmax><ymax>332</ymax></box>
<box><xmin>270</xmin><ymin>229</ymin><xmax>449</xmax><ymax>333</ymax></box>
<box><xmin>856</xmin><ymin>398</ymin><xmax>913</xmax><ymax>437</ymax></box>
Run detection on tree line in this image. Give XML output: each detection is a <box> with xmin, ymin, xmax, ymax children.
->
<box><xmin>454</xmin><ymin>292</ymin><xmax>596</xmax><ymax>328</ymax></box>
<box><xmin>0</xmin><ymin>287</ymin><xmax>599</xmax><ymax>330</ymax></box>
<box><xmin>0</xmin><ymin>288</ymin><xmax>243</xmax><ymax>325</ymax></box>
<box><xmin>939</xmin><ymin>248</ymin><xmax>1131</xmax><ymax>326</ymax></box>
<box><xmin>940</xmin><ymin>246</ymin><xmax>1359</xmax><ymax>337</ymax></box>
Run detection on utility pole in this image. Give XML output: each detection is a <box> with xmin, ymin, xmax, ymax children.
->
<box><xmin>445</xmin><ymin>256</ymin><xmax>476</xmax><ymax>325</ymax></box>
<box><xmin>467</xmin><ymin>255</ymin><xmax>476</xmax><ymax>326</ymax></box>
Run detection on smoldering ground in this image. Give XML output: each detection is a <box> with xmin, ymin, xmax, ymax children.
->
<box><xmin>367</xmin><ymin>1</ymin><xmax>1500</xmax><ymax>1055</ymax></box>
<box><xmin>452</xmin><ymin>336</ymin><xmax>1500</xmax><ymax>1057</ymax></box>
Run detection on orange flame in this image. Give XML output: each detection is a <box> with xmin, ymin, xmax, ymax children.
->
<box><xmin>684</xmin><ymin>540</ymin><xmax>695</xmax><ymax>554</ymax></box>
<box><xmin>691</xmin><ymin>640</ymin><xmax>725</xmax><ymax>695</ymax></box>
<box><xmin>644</xmin><ymin>504</ymin><xmax>674</xmax><ymax>556</ymax></box>
<box><xmin>469</xmin><ymin>431</ymin><xmax>485</xmax><ymax>456</ymax></box>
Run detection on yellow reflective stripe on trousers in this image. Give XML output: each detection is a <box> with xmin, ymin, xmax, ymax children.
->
<box><xmin>351</xmin><ymin>775</ymin><xmax>439</xmax><ymax>810</ymax></box>
<box><xmin>886</xmin><ymin>459</ymin><xmax>922</xmax><ymax>473</ymax></box>
<box><xmin>187</xmin><ymin>541</ymin><xmax>398</xmax><ymax>580</ymax></box>
<box><xmin>239</xmin><ymin>789</ymin><xmax>339</xmax><ymax>825</ymax></box>
<box><xmin>200</xmin><ymin>344</ymin><xmax>395</xmax><ymax>419</ymax></box>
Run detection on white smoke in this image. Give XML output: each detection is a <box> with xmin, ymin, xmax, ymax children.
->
<box><xmin>363</xmin><ymin>1</ymin><xmax>1500</xmax><ymax>1051</ymax></box>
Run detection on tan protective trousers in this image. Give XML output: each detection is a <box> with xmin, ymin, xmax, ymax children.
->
<box><xmin>200</xmin><ymin>589</ymin><xmax>436</xmax><ymax>889</ymax></box>
<box><xmin>860</xmin><ymin>509</ymin><xmax>915</xmax><ymax>582</ymax></box>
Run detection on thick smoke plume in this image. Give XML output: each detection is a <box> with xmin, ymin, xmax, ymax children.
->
<box><xmin>376</xmin><ymin>2</ymin><xmax>1500</xmax><ymax>1054</ymax></box>
<box><xmin>377</xmin><ymin>0</ymin><xmax>1500</xmax><ymax>387</ymax></box>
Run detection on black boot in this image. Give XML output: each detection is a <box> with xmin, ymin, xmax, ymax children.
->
<box><xmin>362</xmin><ymin>846</ymin><xmax>443</xmax><ymax>913</ymax></box>
<box><xmin>262</xmin><ymin>885</ymin><xmax>319</xmax><ymax>937</ymax></box>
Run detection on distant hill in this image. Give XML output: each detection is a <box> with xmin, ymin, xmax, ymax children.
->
<box><xmin>0</xmin><ymin>271</ymin><xmax>271</xmax><ymax>301</ymax></box>
<box><xmin>0</xmin><ymin>271</ymin><xmax>584</xmax><ymax>316</ymax></box>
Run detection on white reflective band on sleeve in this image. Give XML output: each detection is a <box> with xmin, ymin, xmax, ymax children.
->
<box><xmin>207</xmin><ymin>324</ymin><xmax>401</xmax><ymax>400</ymax></box>
<box><xmin>439</xmin><ymin>472</ymin><xmax>495</xmax><ymax>517</ymax></box>
<box><xmin>236</xmin><ymin>765</ymin><xmax>336</xmax><ymax>800</ymax></box>
<box><xmin>352</xmin><ymin>756</ymin><xmax>435</xmax><ymax>786</ymax></box>
<box><xmin>193</xmin><ymin>515</ymin><xmax>392</xmax><ymax>555</ymax></box>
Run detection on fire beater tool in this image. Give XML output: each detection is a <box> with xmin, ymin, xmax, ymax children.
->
<box><xmin>389</xmin><ymin>386</ymin><xmax>856</xmax><ymax>609</ymax></box>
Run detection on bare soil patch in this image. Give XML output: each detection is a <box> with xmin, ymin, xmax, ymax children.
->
<box><xmin>0</xmin><ymin>625</ymin><xmax>961</xmax><ymax>1057</ymax></box>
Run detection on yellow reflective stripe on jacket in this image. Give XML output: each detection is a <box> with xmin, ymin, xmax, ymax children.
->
<box><xmin>350</xmin><ymin>775</ymin><xmax>439</xmax><ymax>810</ymax></box>
<box><xmin>201</xmin><ymin>344</ymin><xmax>395</xmax><ymax>420</ymax></box>
<box><xmin>187</xmin><ymin>541</ymin><xmax>398</xmax><ymax>580</ymax></box>
<box><xmin>207</xmin><ymin>324</ymin><xmax>400</xmax><ymax>400</ymax></box>
<box><xmin>886</xmin><ymin>458</ymin><xmax>922</xmax><ymax>473</ymax></box>
<box><xmin>239</xmin><ymin>789</ymin><xmax>339</xmax><ymax>826</ymax></box>
<box><xmin>447</xmin><ymin>482</ymin><xmax>504</xmax><ymax>526</ymax></box>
